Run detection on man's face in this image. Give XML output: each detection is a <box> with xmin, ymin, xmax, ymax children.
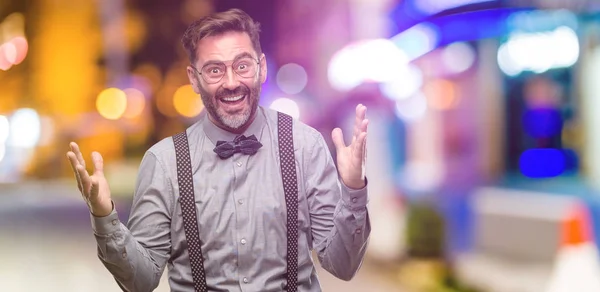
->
<box><xmin>186</xmin><ymin>31</ymin><xmax>267</xmax><ymax>132</ymax></box>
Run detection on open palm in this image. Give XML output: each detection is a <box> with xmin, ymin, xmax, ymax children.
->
<box><xmin>331</xmin><ymin>104</ymin><xmax>368</xmax><ymax>190</ymax></box>
<box><xmin>66</xmin><ymin>142</ymin><xmax>113</xmax><ymax>217</ymax></box>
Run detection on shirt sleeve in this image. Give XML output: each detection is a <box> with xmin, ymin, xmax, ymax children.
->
<box><xmin>304</xmin><ymin>131</ymin><xmax>371</xmax><ymax>281</ymax></box>
<box><xmin>91</xmin><ymin>151</ymin><xmax>173</xmax><ymax>291</ymax></box>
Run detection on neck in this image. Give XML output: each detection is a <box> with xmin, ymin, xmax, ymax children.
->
<box><xmin>208</xmin><ymin>110</ymin><xmax>258</xmax><ymax>134</ymax></box>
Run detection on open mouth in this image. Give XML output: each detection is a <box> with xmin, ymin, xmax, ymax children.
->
<box><xmin>220</xmin><ymin>94</ymin><xmax>246</xmax><ymax>104</ymax></box>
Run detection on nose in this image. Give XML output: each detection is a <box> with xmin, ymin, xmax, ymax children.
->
<box><xmin>222</xmin><ymin>66</ymin><xmax>240</xmax><ymax>90</ymax></box>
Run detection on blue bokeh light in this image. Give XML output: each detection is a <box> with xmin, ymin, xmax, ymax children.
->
<box><xmin>522</xmin><ymin>108</ymin><xmax>563</xmax><ymax>138</ymax></box>
<box><xmin>519</xmin><ymin>148</ymin><xmax>566</xmax><ymax>178</ymax></box>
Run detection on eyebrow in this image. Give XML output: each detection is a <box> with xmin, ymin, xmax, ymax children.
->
<box><xmin>201</xmin><ymin>52</ymin><xmax>256</xmax><ymax>67</ymax></box>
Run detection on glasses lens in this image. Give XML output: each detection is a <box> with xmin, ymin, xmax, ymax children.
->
<box><xmin>201</xmin><ymin>63</ymin><xmax>226</xmax><ymax>83</ymax></box>
<box><xmin>234</xmin><ymin>57</ymin><xmax>257</xmax><ymax>78</ymax></box>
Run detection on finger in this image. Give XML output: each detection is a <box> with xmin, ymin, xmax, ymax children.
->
<box><xmin>359</xmin><ymin>132</ymin><xmax>368</xmax><ymax>176</ymax></box>
<box><xmin>353</xmin><ymin>104</ymin><xmax>367</xmax><ymax>140</ymax></box>
<box><xmin>67</xmin><ymin>152</ymin><xmax>83</xmax><ymax>192</ymax></box>
<box><xmin>66</xmin><ymin>151</ymin><xmax>80</xmax><ymax>170</ymax></box>
<box><xmin>331</xmin><ymin>128</ymin><xmax>346</xmax><ymax>152</ymax></box>
<box><xmin>91</xmin><ymin>152</ymin><xmax>104</xmax><ymax>176</ymax></box>
<box><xmin>360</xmin><ymin>118</ymin><xmax>369</xmax><ymax>134</ymax></box>
<box><xmin>353</xmin><ymin>104</ymin><xmax>361</xmax><ymax>139</ymax></box>
<box><xmin>89</xmin><ymin>176</ymin><xmax>99</xmax><ymax>201</ymax></box>
<box><xmin>76</xmin><ymin>164</ymin><xmax>92</xmax><ymax>197</ymax></box>
<box><xmin>70</xmin><ymin>142</ymin><xmax>86</xmax><ymax>168</ymax></box>
<box><xmin>354</xmin><ymin>132</ymin><xmax>368</xmax><ymax>164</ymax></box>
<box><xmin>359</xmin><ymin>120</ymin><xmax>368</xmax><ymax>157</ymax></box>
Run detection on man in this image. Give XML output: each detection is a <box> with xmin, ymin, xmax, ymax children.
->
<box><xmin>67</xmin><ymin>8</ymin><xmax>370</xmax><ymax>292</ymax></box>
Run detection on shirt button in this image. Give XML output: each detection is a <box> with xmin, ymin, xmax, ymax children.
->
<box><xmin>238</xmin><ymin>199</ymin><xmax>243</xmax><ymax>205</ymax></box>
<box><xmin>122</xmin><ymin>252</ymin><xmax>127</xmax><ymax>258</ymax></box>
<box><xmin>243</xmin><ymin>277</ymin><xmax>249</xmax><ymax>283</ymax></box>
<box><xmin>236</xmin><ymin>161</ymin><xmax>242</xmax><ymax>167</ymax></box>
<box><xmin>355</xmin><ymin>228</ymin><xmax>362</xmax><ymax>234</ymax></box>
<box><xmin>240</xmin><ymin>238</ymin><xmax>247</xmax><ymax>245</ymax></box>
<box><xmin>111</xmin><ymin>219</ymin><xmax>118</xmax><ymax>226</ymax></box>
<box><xmin>351</xmin><ymin>197</ymin><xmax>358</xmax><ymax>203</ymax></box>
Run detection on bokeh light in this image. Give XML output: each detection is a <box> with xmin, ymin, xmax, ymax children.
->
<box><xmin>0</xmin><ymin>12</ymin><xmax>28</xmax><ymax>70</ymax></box>
<box><xmin>391</xmin><ymin>22</ymin><xmax>439</xmax><ymax>60</ymax></box>
<box><xmin>379</xmin><ymin>64</ymin><xmax>423</xmax><ymax>101</ymax></box>
<box><xmin>96</xmin><ymin>88</ymin><xmax>127</xmax><ymax>120</ymax></box>
<box><xmin>10</xmin><ymin>36</ymin><xmax>28</xmax><ymax>65</ymax></box>
<box><xmin>441</xmin><ymin>42</ymin><xmax>476</xmax><ymax>74</ymax></box>
<box><xmin>497</xmin><ymin>43</ymin><xmax>521</xmax><ymax>76</ymax></box>
<box><xmin>395</xmin><ymin>92</ymin><xmax>428</xmax><ymax>122</ymax></box>
<box><xmin>2</xmin><ymin>42</ymin><xmax>17</xmax><ymax>64</ymax></box>
<box><xmin>0</xmin><ymin>115</ymin><xmax>9</xmax><ymax>144</ymax></box>
<box><xmin>520</xmin><ymin>148</ymin><xmax>566</xmax><ymax>178</ymax></box>
<box><xmin>328</xmin><ymin>39</ymin><xmax>410</xmax><ymax>91</ymax></box>
<box><xmin>122</xmin><ymin>88</ymin><xmax>146</xmax><ymax>119</ymax></box>
<box><xmin>522</xmin><ymin>108</ymin><xmax>563</xmax><ymax>138</ymax></box>
<box><xmin>0</xmin><ymin>44</ymin><xmax>13</xmax><ymax>71</ymax></box>
<box><xmin>0</xmin><ymin>144</ymin><xmax>5</xmax><ymax>163</ymax></box>
<box><xmin>270</xmin><ymin>97</ymin><xmax>300</xmax><ymax>119</ymax></box>
<box><xmin>38</xmin><ymin>116</ymin><xmax>55</xmax><ymax>146</ymax></box>
<box><xmin>497</xmin><ymin>26</ymin><xmax>579</xmax><ymax>76</ymax></box>
<box><xmin>7</xmin><ymin>108</ymin><xmax>41</xmax><ymax>148</ymax></box>
<box><xmin>360</xmin><ymin>39</ymin><xmax>410</xmax><ymax>83</ymax></box>
<box><xmin>424</xmin><ymin>79</ymin><xmax>459</xmax><ymax>110</ymax></box>
<box><xmin>276</xmin><ymin>63</ymin><xmax>308</xmax><ymax>95</ymax></box>
<box><xmin>327</xmin><ymin>43</ymin><xmax>366</xmax><ymax>91</ymax></box>
<box><xmin>173</xmin><ymin>85</ymin><xmax>204</xmax><ymax>118</ymax></box>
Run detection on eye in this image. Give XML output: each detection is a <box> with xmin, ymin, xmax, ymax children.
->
<box><xmin>203</xmin><ymin>65</ymin><xmax>224</xmax><ymax>77</ymax></box>
<box><xmin>236</xmin><ymin>61</ymin><xmax>254</xmax><ymax>72</ymax></box>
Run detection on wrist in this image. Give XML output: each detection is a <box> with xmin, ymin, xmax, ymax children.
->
<box><xmin>90</xmin><ymin>201</ymin><xmax>114</xmax><ymax>217</ymax></box>
<box><xmin>344</xmin><ymin>178</ymin><xmax>366</xmax><ymax>190</ymax></box>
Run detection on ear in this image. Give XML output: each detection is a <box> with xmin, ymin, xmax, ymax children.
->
<box><xmin>186</xmin><ymin>65</ymin><xmax>201</xmax><ymax>94</ymax></box>
<box><xmin>259</xmin><ymin>53</ymin><xmax>267</xmax><ymax>84</ymax></box>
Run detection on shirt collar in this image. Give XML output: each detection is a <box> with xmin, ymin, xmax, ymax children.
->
<box><xmin>203</xmin><ymin>106</ymin><xmax>266</xmax><ymax>145</ymax></box>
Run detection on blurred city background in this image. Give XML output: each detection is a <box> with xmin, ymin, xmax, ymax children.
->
<box><xmin>2</xmin><ymin>0</ymin><xmax>600</xmax><ymax>291</ymax></box>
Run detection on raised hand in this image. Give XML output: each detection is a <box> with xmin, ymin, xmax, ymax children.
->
<box><xmin>66</xmin><ymin>142</ymin><xmax>113</xmax><ymax>217</ymax></box>
<box><xmin>331</xmin><ymin>104</ymin><xmax>368</xmax><ymax>189</ymax></box>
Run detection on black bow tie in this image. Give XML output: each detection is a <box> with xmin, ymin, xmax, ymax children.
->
<box><xmin>213</xmin><ymin>134</ymin><xmax>263</xmax><ymax>159</ymax></box>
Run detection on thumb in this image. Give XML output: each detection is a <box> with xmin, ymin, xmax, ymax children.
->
<box><xmin>91</xmin><ymin>152</ymin><xmax>105</xmax><ymax>176</ymax></box>
<box><xmin>331</xmin><ymin>128</ymin><xmax>346</xmax><ymax>152</ymax></box>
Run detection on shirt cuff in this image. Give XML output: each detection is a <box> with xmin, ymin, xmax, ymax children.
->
<box><xmin>91</xmin><ymin>208</ymin><xmax>121</xmax><ymax>236</ymax></box>
<box><xmin>341</xmin><ymin>177</ymin><xmax>369</xmax><ymax>211</ymax></box>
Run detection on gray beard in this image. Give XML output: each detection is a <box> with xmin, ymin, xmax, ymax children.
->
<box><xmin>217</xmin><ymin>106</ymin><xmax>252</xmax><ymax>129</ymax></box>
<box><xmin>196</xmin><ymin>76</ymin><xmax>261</xmax><ymax>132</ymax></box>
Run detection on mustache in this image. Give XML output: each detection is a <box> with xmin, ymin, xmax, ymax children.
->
<box><xmin>216</xmin><ymin>86</ymin><xmax>250</xmax><ymax>99</ymax></box>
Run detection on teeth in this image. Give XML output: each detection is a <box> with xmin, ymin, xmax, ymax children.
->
<box><xmin>222</xmin><ymin>95</ymin><xmax>244</xmax><ymax>102</ymax></box>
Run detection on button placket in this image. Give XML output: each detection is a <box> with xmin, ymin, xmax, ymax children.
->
<box><xmin>232</xmin><ymin>153</ymin><xmax>252</xmax><ymax>286</ymax></box>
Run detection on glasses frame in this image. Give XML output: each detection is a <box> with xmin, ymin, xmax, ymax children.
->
<box><xmin>191</xmin><ymin>55</ymin><xmax>263</xmax><ymax>84</ymax></box>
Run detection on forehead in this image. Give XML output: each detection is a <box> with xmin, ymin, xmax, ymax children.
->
<box><xmin>195</xmin><ymin>31</ymin><xmax>256</xmax><ymax>65</ymax></box>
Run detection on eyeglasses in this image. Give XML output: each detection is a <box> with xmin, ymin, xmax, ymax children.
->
<box><xmin>191</xmin><ymin>56</ymin><xmax>261</xmax><ymax>84</ymax></box>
